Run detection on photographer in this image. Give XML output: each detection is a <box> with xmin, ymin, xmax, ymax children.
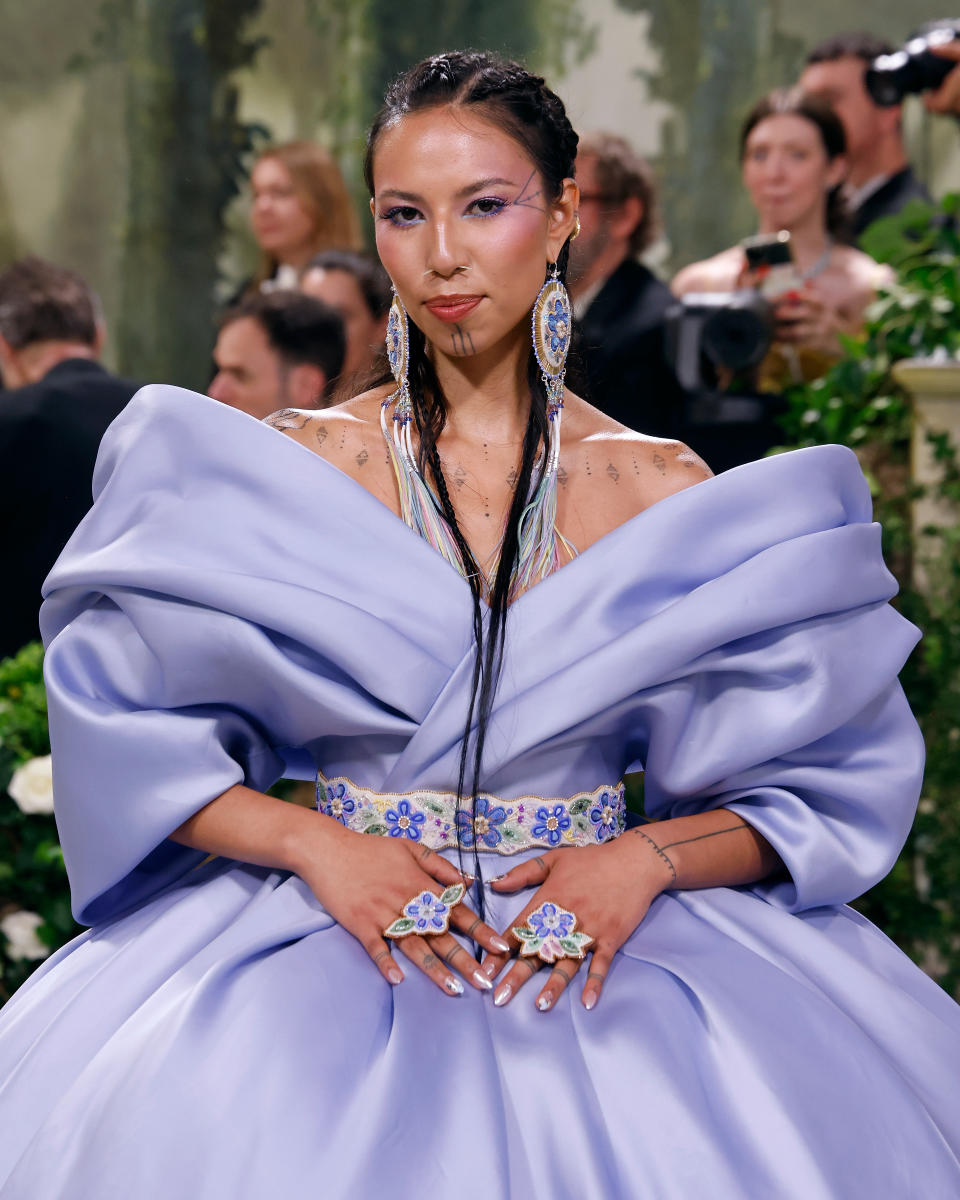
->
<box><xmin>671</xmin><ymin>89</ymin><xmax>892</xmax><ymax>396</ymax></box>
<box><xmin>926</xmin><ymin>37</ymin><xmax>960</xmax><ymax>115</ymax></box>
<box><xmin>801</xmin><ymin>32</ymin><xmax>930</xmax><ymax>239</ymax></box>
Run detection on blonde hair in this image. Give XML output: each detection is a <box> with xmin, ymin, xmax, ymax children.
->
<box><xmin>252</xmin><ymin>141</ymin><xmax>362</xmax><ymax>286</ymax></box>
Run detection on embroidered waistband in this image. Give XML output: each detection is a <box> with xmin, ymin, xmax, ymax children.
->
<box><xmin>315</xmin><ymin>773</ymin><xmax>626</xmax><ymax>855</ymax></box>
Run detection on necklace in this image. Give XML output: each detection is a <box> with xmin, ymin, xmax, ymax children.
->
<box><xmin>799</xmin><ymin>238</ymin><xmax>833</xmax><ymax>282</ymax></box>
<box><xmin>380</xmin><ymin>393</ymin><xmax>575</xmax><ymax>601</ymax></box>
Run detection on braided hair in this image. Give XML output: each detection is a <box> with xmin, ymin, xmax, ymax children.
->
<box><xmin>364</xmin><ymin>52</ymin><xmax>579</xmax><ymax>905</ymax></box>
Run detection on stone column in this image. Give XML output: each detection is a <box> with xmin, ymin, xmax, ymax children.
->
<box><xmin>892</xmin><ymin>358</ymin><xmax>960</xmax><ymax>587</ymax></box>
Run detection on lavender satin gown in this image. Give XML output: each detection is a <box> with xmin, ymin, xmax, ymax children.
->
<box><xmin>1</xmin><ymin>387</ymin><xmax>958</xmax><ymax>1199</ymax></box>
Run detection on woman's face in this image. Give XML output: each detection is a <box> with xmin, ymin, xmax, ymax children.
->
<box><xmin>250</xmin><ymin>157</ymin><xmax>316</xmax><ymax>263</ymax></box>
<box><xmin>741</xmin><ymin>114</ymin><xmax>845</xmax><ymax>231</ymax></box>
<box><xmin>371</xmin><ymin>106</ymin><xmax>576</xmax><ymax>362</ymax></box>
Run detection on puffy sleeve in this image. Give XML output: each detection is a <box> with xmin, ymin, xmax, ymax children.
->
<box><xmin>628</xmin><ymin>466</ymin><xmax>924</xmax><ymax>912</ymax></box>
<box><xmin>39</xmin><ymin>386</ymin><xmax>463</xmax><ymax>926</ymax></box>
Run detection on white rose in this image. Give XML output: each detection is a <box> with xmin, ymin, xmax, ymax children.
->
<box><xmin>7</xmin><ymin>755</ymin><xmax>54</xmax><ymax>815</ymax></box>
<box><xmin>0</xmin><ymin>910</ymin><xmax>50</xmax><ymax>961</ymax></box>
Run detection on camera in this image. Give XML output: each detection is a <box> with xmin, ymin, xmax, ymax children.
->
<box><xmin>664</xmin><ymin>233</ymin><xmax>791</xmax><ymax>392</ymax></box>
<box><xmin>866</xmin><ymin>20</ymin><xmax>960</xmax><ymax>106</ymax></box>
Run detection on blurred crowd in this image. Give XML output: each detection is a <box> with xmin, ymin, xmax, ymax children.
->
<box><xmin>2</xmin><ymin>26</ymin><xmax>960</xmax><ymax>657</ymax></box>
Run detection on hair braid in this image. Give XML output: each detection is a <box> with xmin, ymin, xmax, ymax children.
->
<box><xmin>365</xmin><ymin>51</ymin><xmax>579</xmax><ymax>924</ymax></box>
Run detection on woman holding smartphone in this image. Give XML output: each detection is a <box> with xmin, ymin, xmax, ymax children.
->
<box><xmin>672</xmin><ymin>88</ymin><xmax>892</xmax><ymax>391</ymax></box>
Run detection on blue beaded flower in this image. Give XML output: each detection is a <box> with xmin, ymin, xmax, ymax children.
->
<box><xmin>546</xmin><ymin>298</ymin><xmax>569</xmax><ymax>356</ymax></box>
<box><xmin>384</xmin><ymin>883</ymin><xmax>465</xmax><ymax>940</ymax></box>
<box><xmin>528</xmin><ymin>901</ymin><xmax>574</xmax><ymax>941</ymax></box>
<box><xmin>321</xmin><ymin>782</ymin><xmax>356</xmax><ymax>826</ymax></box>
<box><xmin>589</xmin><ymin>790</ymin><xmax>620</xmax><ymax>842</ymax></box>
<box><xmin>455</xmin><ymin>795</ymin><xmax>508</xmax><ymax>848</ymax></box>
<box><xmin>513</xmin><ymin>900</ymin><xmax>593</xmax><ymax>963</ymax></box>
<box><xmin>385</xmin><ymin>798</ymin><xmax>426</xmax><ymax>840</ymax></box>
<box><xmin>532</xmin><ymin>803</ymin><xmax>571</xmax><ymax>846</ymax></box>
<box><xmin>404</xmin><ymin>890</ymin><xmax>454</xmax><ymax>932</ymax></box>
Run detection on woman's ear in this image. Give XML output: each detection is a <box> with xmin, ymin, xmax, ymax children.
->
<box><xmin>546</xmin><ymin>178</ymin><xmax>580</xmax><ymax>263</ymax></box>
<box><xmin>826</xmin><ymin>154</ymin><xmax>848</xmax><ymax>192</ymax></box>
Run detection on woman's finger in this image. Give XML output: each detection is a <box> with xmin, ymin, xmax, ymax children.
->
<box><xmin>451</xmin><ymin>906</ymin><xmax>511</xmax><ymax>957</ymax></box>
<box><xmin>395</xmin><ymin>933</ymin><xmax>466</xmax><ymax>997</ymax></box>
<box><xmin>534</xmin><ymin>955</ymin><xmax>584</xmax><ymax>1012</ymax></box>
<box><xmin>434</xmin><ymin>933</ymin><xmax>495</xmax><ymax>992</ymax></box>
<box><xmin>408</xmin><ymin>842</ymin><xmax>473</xmax><ymax>887</ymax></box>
<box><xmin>362</xmin><ymin>934</ymin><xmax>405</xmax><ymax>986</ymax></box>
<box><xmin>492</xmin><ymin>953</ymin><xmax>543</xmax><ymax>1008</ymax></box>
<box><xmin>489</xmin><ymin>854</ymin><xmax>552</xmax><ymax>892</ymax></box>
<box><xmin>581</xmin><ymin>942</ymin><xmax>615</xmax><ymax>1011</ymax></box>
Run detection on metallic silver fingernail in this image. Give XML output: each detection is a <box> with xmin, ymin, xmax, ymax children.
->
<box><xmin>482</xmin><ymin>958</ymin><xmax>500</xmax><ymax>978</ymax></box>
<box><xmin>583</xmin><ymin>992</ymin><xmax>597</xmax><ymax>1011</ymax></box>
<box><xmin>473</xmin><ymin>970</ymin><xmax>493</xmax><ymax>990</ymax></box>
<box><xmin>444</xmin><ymin>976</ymin><xmax>464</xmax><ymax>996</ymax></box>
<box><xmin>490</xmin><ymin>936</ymin><xmax>510</xmax><ymax>952</ymax></box>
<box><xmin>493</xmin><ymin>982</ymin><xmax>513</xmax><ymax>1007</ymax></box>
<box><xmin>387</xmin><ymin>967</ymin><xmax>404</xmax><ymax>985</ymax></box>
<box><xmin>537</xmin><ymin>992</ymin><xmax>554</xmax><ymax>1012</ymax></box>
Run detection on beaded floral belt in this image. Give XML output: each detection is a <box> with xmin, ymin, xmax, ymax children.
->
<box><xmin>315</xmin><ymin>773</ymin><xmax>626</xmax><ymax>855</ymax></box>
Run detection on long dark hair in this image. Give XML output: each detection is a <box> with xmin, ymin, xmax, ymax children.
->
<box><xmin>739</xmin><ymin>87</ymin><xmax>849</xmax><ymax>238</ymax></box>
<box><xmin>364</xmin><ymin>51</ymin><xmax>578</xmax><ymax>903</ymax></box>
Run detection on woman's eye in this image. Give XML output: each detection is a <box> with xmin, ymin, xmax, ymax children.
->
<box><xmin>466</xmin><ymin>197</ymin><xmax>507</xmax><ymax>218</ymax></box>
<box><xmin>381</xmin><ymin>206</ymin><xmax>423</xmax><ymax>227</ymax></box>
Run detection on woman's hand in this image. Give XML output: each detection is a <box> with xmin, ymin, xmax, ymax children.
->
<box><xmin>292</xmin><ymin>818</ymin><xmax>511</xmax><ymax>996</ymax></box>
<box><xmin>773</xmin><ymin>285</ymin><xmax>850</xmax><ymax>354</ymax></box>
<box><xmin>483</xmin><ymin>834</ymin><xmax>675</xmax><ymax>1012</ymax></box>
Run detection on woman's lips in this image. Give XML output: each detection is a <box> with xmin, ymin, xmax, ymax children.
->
<box><xmin>424</xmin><ymin>295</ymin><xmax>482</xmax><ymax>322</ymax></box>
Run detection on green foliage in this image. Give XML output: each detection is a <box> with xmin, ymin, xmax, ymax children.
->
<box><xmin>0</xmin><ymin>645</ymin><xmax>80</xmax><ymax>1003</ymax></box>
<box><xmin>777</xmin><ymin>196</ymin><xmax>960</xmax><ymax>995</ymax></box>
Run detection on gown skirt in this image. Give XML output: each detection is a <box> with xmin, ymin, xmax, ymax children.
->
<box><xmin>0</xmin><ymin>387</ymin><xmax>958</xmax><ymax>1198</ymax></box>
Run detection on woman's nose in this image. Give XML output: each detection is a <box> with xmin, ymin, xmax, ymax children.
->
<box><xmin>424</xmin><ymin>220</ymin><xmax>465</xmax><ymax>277</ymax></box>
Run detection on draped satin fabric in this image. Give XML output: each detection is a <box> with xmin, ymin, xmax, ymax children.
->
<box><xmin>0</xmin><ymin>386</ymin><xmax>957</xmax><ymax>1198</ymax></box>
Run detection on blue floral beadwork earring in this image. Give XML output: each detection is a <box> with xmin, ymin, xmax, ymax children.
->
<box><xmin>531</xmin><ymin>263</ymin><xmax>571</xmax><ymax>416</ymax></box>
<box><xmin>385</xmin><ymin>288</ymin><xmax>411</xmax><ymax>417</ymax></box>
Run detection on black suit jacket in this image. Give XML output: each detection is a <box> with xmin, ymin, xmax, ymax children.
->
<box><xmin>568</xmin><ymin>258</ymin><xmax>685</xmax><ymax>438</ymax></box>
<box><xmin>0</xmin><ymin>359</ymin><xmax>139</xmax><ymax>659</ymax></box>
<box><xmin>852</xmin><ymin>166</ymin><xmax>931</xmax><ymax>240</ymax></box>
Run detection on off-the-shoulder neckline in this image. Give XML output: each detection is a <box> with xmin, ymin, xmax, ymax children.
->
<box><xmin>258</xmin><ymin>410</ymin><xmax>860</xmax><ymax>614</ymax></box>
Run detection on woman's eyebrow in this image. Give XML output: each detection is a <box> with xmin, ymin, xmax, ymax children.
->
<box><xmin>377</xmin><ymin>177</ymin><xmax>518</xmax><ymax>203</ymax></box>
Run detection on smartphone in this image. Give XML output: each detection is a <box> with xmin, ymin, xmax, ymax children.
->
<box><xmin>741</xmin><ymin>231</ymin><xmax>801</xmax><ymax>300</ymax></box>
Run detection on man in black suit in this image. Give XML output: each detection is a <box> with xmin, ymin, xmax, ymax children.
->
<box><xmin>801</xmin><ymin>33</ymin><xmax>932</xmax><ymax>240</ymax></box>
<box><xmin>566</xmin><ymin>134</ymin><xmax>685</xmax><ymax>438</ymax></box>
<box><xmin>0</xmin><ymin>257</ymin><xmax>139</xmax><ymax>659</ymax></box>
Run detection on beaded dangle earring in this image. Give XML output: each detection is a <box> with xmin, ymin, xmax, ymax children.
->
<box><xmin>379</xmin><ymin>288</ymin><xmax>467</xmax><ymax>574</ymax></box>
<box><xmin>511</xmin><ymin>262</ymin><xmax>576</xmax><ymax>596</ymax></box>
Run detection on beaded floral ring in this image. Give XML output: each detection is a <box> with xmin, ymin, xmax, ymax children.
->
<box><xmin>384</xmin><ymin>883</ymin><xmax>466</xmax><ymax>939</ymax></box>
<box><xmin>512</xmin><ymin>900</ymin><xmax>594</xmax><ymax>964</ymax></box>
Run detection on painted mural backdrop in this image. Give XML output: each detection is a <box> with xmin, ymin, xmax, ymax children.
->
<box><xmin>0</xmin><ymin>0</ymin><xmax>955</xmax><ymax>388</ymax></box>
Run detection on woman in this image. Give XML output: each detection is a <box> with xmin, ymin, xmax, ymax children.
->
<box><xmin>672</xmin><ymin>89</ymin><xmax>892</xmax><ymax>391</ymax></box>
<box><xmin>0</xmin><ymin>52</ymin><xmax>958</xmax><ymax>1199</ymax></box>
<box><xmin>247</xmin><ymin>141</ymin><xmax>361</xmax><ymax>293</ymax></box>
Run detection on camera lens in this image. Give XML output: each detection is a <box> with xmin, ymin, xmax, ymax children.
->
<box><xmin>865</xmin><ymin>23</ymin><xmax>959</xmax><ymax>106</ymax></box>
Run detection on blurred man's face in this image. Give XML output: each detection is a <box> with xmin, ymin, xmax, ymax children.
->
<box><xmin>208</xmin><ymin>317</ymin><xmax>287</xmax><ymax>419</ymax></box>
<box><xmin>800</xmin><ymin>56</ymin><xmax>888</xmax><ymax>167</ymax></box>
<box><xmin>300</xmin><ymin>267</ymin><xmax>385</xmax><ymax>379</ymax></box>
<box><xmin>567</xmin><ymin>155</ymin><xmax>611</xmax><ymax>282</ymax></box>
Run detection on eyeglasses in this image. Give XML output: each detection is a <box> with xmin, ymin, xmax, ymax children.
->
<box><xmin>577</xmin><ymin>192</ymin><xmax>616</xmax><ymax>204</ymax></box>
